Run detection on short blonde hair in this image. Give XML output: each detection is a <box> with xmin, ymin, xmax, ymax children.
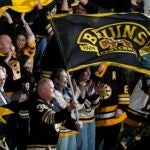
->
<box><xmin>0</xmin><ymin>65</ymin><xmax>6</xmax><ymax>74</ymax></box>
<box><xmin>37</xmin><ymin>78</ymin><xmax>53</xmax><ymax>92</ymax></box>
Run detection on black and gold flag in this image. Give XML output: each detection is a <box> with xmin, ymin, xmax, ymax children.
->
<box><xmin>45</xmin><ymin>13</ymin><xmax>150</xmax><ymax>74</ymax></box>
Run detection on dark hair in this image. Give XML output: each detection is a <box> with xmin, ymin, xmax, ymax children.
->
<box><xmin>50</xmin><ymin>68</ymin><xmax>65</xmax><ymax>82</ymax></box>
<box><xmin>72</xmin><ymin>67</ymin><xmax>92</xmax><ymax>86</ymax></box>
<box><xmin>17</xmin><ymin>32</ymin><xmax>27</xmax><ymax>40</ymax></box>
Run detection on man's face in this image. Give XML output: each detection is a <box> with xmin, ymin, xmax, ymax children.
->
<box><xmin>0</xmin><ymin>69</ymin><xmax>7</xmax><ymax>89</ymax></box>
<box><xmin>0</xmin><ymin>35</ymin><xmax>13</xmax><ymax>54</ymax></box>
<box><xmin>41</xmin><ymin>80</ymin><xmax>55</xmax><ymax>101</ymax></box>
<box><xmin>48</xmin><ymin>81</ymin><xmax>55</xmax><ymax>100</ymax></box>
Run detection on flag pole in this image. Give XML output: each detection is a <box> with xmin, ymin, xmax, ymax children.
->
<box><xmin>50</xmin><ymin>17</ymin><xmax>79</xmax><ymax>122</ymax></box>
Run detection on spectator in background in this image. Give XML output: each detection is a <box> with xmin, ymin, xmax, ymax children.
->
<box><xmin>119</xmin><ymin>73</ymin><xmax>150</xmax><ymax>149</ymax></box>
<box><xmin>51</xmin><ymin>68</ymin><xmax>81</xmax><ymax>150</ymax></box>
<box><xmin>131</xmin><ymin>0</ymin><xmax>144</xmax><ymax>12</ymax></box>
<box><xmin>18</xmin><ymin>54</ymin><xmax>37</xmax><ymax>98</ymax></box>
<box><xmin>0</xmin><ymin>65</ymin><xmax>11</xmax><ymax>149</ymax></box>
<box><xmin>16</xmin><ymin>13</ymin><xmax>36</xmax><ymax>72</ymax></box>
<box><xmin>76</xmin><ymin>0</ymin><xmax>109</xmax><ymax>13</ymax></box>
<box><xmin>2</xmin><ymin>11</ymin><xmax>36</xmax><ymax>72</ymax></box>
<box><xmin>0</xmin><ymin>34</ymin><xmax>22</xmax><ymax>98</ymax></box>
<box><xmin>0</xmin><ymin>65</ymin><xmax>19</xmax><ymax>150</ymax></box>
<box><xmin>60</xmin><ymin>0</ymin><xmax>109</xmax><ymax>14</ymax></box>
<box><xmin>17</xmin><ymin>54</ymin><xmax>37</xmax><ymax>150</ymax></box>
<box><xmin>94</xmin><ymin>64</ymin><xmax>130</xmax><ymax>150</ymax></box>
<box><xmin>1</xmin><ymin>10</ymin><xmax>37</xmax><ymax>101</ymax></box>
<box><xmin>144</xmin><ymin>0</ymin><xmax>150</xmax><ymax>16</ymax></box>
<box><xmin>0</xmin><ymin>33</ymin><xmax>20</xmax><ymax>81</ymax></box>
<box><xmin>72</xmin><ymin>67</ymin><xmax>100</xmax><ymax>150</ymax></box>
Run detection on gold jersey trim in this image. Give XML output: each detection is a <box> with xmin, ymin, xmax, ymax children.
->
<box><xmin>59</xmin><ymin>131</ymin><xmax>78</xmax><ymax>138</ymax></box>
<box><xmin>96</xmin><ymin>112</ymin><xmax>127</xmax><ymax>126</ymax></box>
<box><xmin>96</xmin><ymin>105</ymin><xmax>118</xmax><ymax>113</ymax></box>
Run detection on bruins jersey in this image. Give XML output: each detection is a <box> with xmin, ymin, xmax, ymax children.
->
<box><xmin>0</xmin><ymin>53</ymin><xmax>21</xmax><ymax>81</ymax></box>
<box><xmin>0</xmin><ymin>53</ymin><xmax>22</xmax><ymax>95</ymax></box>
<box><xmin>78</xmin><ymin>96</ymin><xmax>100</xmax><ymax>124</ymax></box>
<box><xmin>95</xmin><ymin>65</ymin><xmax>129</xmax><ymax>127</ymax></box>
<box><xmin>23</xmin><ymin>39</ymin><xmax>36</xmax><ymax>63</ymax></box>
<box><xmin>20</xmin><ymin>98</ymin><xmax>72</xmax><ymax>148</ymax></box>
<box><xmin>57</xmin><ymin>88</ymin><xmax>79</xmax><ymax>138</ymax></box>
<box><xmin>16</xmin><ymin>39</ymin><xmax>36</xmax><ymax>66</ymax></box>
<box><xmin>124</xmin><ymin>76</ymin><xmax>150</xmax><ymax>127</ymax></box>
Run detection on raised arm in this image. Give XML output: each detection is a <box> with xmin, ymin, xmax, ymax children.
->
<box><xmin>21</xmin><ymin>13</ymin><xmax>35</xmax><ymax>38</ymax></box>
<box><xmin>1</xmin><ymin>11</ymin><xmax>17</xmax><ymax>46</ymax></box>
<box><xmin>2</xmin><ymin>10</ymin><xmax>13</xmax><ymax>24</ymax></box>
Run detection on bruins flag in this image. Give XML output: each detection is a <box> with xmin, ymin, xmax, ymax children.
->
<box><xmin>0</xmin><ymin>0</ymin><xmax>53</xmax><ymax>14</ymax></box>
<box><xmin>50</xmin><ymin>13</ymin><xmax>150</xmax><ymax>74</ymax></box>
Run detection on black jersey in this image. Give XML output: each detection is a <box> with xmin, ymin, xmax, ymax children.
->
<box><xmin>95</xmin><ymin>66</ymin><xmax>130</xmax><ymax>126</ymax></box>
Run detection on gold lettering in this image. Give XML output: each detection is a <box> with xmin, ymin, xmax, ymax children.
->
<box><xmin>134</xmin><ymin>32</ymin><xmax>147</xmax><ymax>45</ymax></box>
<box><xmin>37</xmin><ymin>104</ymin><xmax>49</xmax><ymax>112</ymax></box>
<box><xmin>116</xmin><ymin>25</ymin><xmax>122</xmax><ymax>38</ymax></box>
<box><xmin>37</xmin><ymin>104</ymin><xmax>44</xmax><ymax>112</ymax></box>
<box><xmin>123</xmin><ymin>25</ymin><xmax>137</xmax><ymax>39</ymax></box>
<box><xmin>83</xmin><ymin>33</ymin><xmax>97</xmax><ymax>44</ymax></box>
<box><xmin>80</xmin><ymin>45</ymin><xmax>99</xmax><ymax>55</ymax></box>
<box><xmin>78</xmin><ymin>23</ymin><xmax>149</xmax><ymax>53</ymax></box>
<box><xmin>101</xmin><ymin>29</ymin><xmax>109</xmax><ymax>38</ymax></box>
<box><xmin>124</xmin><ymin>85</ymin><xmax>128</xmax><ymax>94</ymax></box>
<box><xmin>91</xmin><ymin>29</ymin><xmax>103</xmax><ymax>39</ymax></box>
<box><xmin>108</xmin><ymin>27</ymin><xmax>116</xmax><ymax>38</ymax></box>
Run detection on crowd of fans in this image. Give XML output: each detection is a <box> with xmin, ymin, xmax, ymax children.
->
<box><xmin>0</xmin><ymin>0</ymin><xmax>150</xmax><ymax>150</ymax></box>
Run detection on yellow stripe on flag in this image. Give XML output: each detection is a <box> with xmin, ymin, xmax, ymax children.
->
<box><xmin>0</xmin><ymin>0</ymin><xmax>53</xmax><ymax>14</ymax></box>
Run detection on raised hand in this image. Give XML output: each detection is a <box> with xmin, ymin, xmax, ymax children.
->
<box><xmin>67</xmin><ymin>100</ymin><xmax>78</xmax><ymax>112</ymax></box>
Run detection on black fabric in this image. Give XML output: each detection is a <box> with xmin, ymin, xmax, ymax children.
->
<box><xmin>86</xmin><ymin>94</ymin><xmax>100</xmax><ymax>102</ymax></box>
<box><xmin>91</xmin><ymin>0</ymin><xmax>131</xmax><ymax>12</ymax></box>
<box><xmin>96</xmin><ymin>124</ymin><xmax>121</xmax><ymax>150</ymax></box>
<box><xmin>77</xmin><ymin>96</ymin><xmax>85</xmax><ymax>104</ymax></box>
<box><xmin>18</xmin><ymin>55</ymin><xmax>30</xmax><ymax>67</ymax></box>
<box><xmin>0</xmin><ymin>0</ymin><xmax>12</xmax><ymax>7</ymax></box>
<box><xmin>141</xmin><ymin>75</ymin><xmax>150</xmax><ymax>94</ymax></box>
<box><xmin>51</xmin><ymin>13</ymin><xmax>150</xmax><ymax>75</ymax></box>
<box><xmin>40</xmin><ymin>35</ymin><xmax>66</xmax><ymax>72</ymax></box>
<box><xmin>27</xmin><ymin>99</ymin><xmax>59</xmax><ymax>145</ymax></box>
